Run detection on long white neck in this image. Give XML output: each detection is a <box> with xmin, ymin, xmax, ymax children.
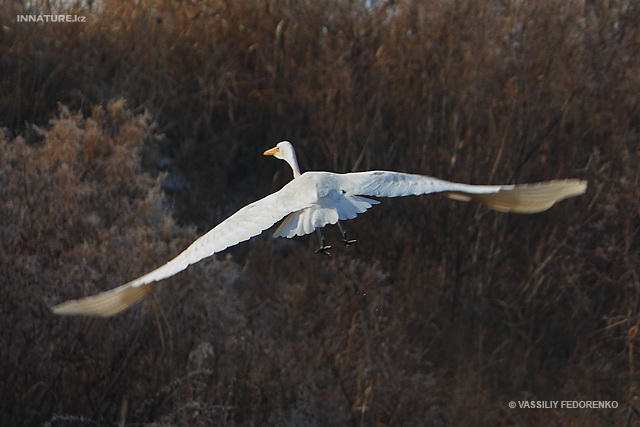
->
<box><xmin>285</xmin><ymin>151</ymin><xmax>302</xmax><ymax>179</ymax></box>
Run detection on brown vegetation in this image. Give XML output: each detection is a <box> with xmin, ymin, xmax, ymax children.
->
<box><xmin>1</xmin><ymin>0</ymin><xmax>638</xmax><ymax>425</ymax></box>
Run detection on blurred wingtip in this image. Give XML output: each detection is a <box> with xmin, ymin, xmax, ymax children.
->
<box><xmin>51</xmin><ymin>282</ymin><xmax>157</xmax><ymax>318</ymax></box>
<box><xmin>462</xmin><ymin>179</ymin><xmax>588</xmax><ymax>214</ymax></box>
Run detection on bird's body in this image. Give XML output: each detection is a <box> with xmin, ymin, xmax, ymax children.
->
<box><xmin>52</xmin><ymin>141</ymin><xmax>587</xmax><ymax>317</ymax></box>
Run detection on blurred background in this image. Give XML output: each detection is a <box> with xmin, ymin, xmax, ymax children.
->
<box><xmin>1</xmin><ymin>0</ymin><xmax>638</xmax><ymax>425</ymax></box>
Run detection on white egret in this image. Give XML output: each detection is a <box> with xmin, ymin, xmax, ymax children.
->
<box><xmin>52</xmin><ymin>141</ymin><xmax>587</xmax><ymax>317</ymax></box>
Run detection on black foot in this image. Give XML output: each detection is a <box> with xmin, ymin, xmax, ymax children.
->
<box><xmin>342</xmin><ymin>238</ymin><xmax>357</xmax><ymax>248</ymax></box>
<box><xmin>337</xmin><ymin>222</ymin><xmax>356</xmax><ymax>248</ymax></box>
<box><xmin>315</xmin><ymin>245</ymin><xmax>332</xmax><ymax>256</ymax></box>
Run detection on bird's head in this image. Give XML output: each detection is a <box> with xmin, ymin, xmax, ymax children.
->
<box><xmin>264</xmin><ymin>141</ymin><xmax>301</xmax><ymax>178</ymax></box>
<box><xmin>263</xmin><ymin>140</ymin><xmax>294</xmax><ymax>160</ymax></box>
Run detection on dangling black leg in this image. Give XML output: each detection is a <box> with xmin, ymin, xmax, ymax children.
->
<box><xmin>315</xmin><ymin>228</ymin><xmax>332</xmax><ymax>256</ymax></box>
<box><xmin>338</xmin><ymin>221</ymin><xmax>356</xmax><ymax>247</ymax></box>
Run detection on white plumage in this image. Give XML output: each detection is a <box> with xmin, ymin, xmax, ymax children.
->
<box><xmin>52</xmin><ymin>141</ymin><xmax>587</xmax><ymax>317</ymax></box>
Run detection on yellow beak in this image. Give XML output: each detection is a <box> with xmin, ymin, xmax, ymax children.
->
<box><xmin>263</xmin><ymin>146</ymin><xmax>279</xmax><ymax>156</ymax></box>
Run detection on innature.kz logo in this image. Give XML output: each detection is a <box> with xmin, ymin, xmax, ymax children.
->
<box><xmin>17</xmin><ymin>15</ymin><xmax>86</xmax><ymax>23</ymax></box>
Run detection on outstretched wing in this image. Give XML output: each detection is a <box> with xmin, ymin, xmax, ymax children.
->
<box><xmin>52</xmin><ymin>177</ymin><xmax>318</xmax><ymax>317</ymax></box>
<box><xmin>340</xmin><ymin>171</ymin><xmax>587</xmax><ymax>213</ymax></box>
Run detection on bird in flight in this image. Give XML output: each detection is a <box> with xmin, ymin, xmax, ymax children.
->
<box><xmin>52</xmin><ymin>141</ymin><xmax>587</xmax><ymax>317</ymax></box>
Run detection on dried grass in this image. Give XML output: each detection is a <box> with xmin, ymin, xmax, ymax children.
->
<box><xmin>1</xmin><ymin>0</ymin><xmax>639</xmax><ymax>425</ymax></box>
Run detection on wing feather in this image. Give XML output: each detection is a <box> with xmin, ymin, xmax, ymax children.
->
<box><xmin>340</xmin><ymin>171</ymin><xmax>586</xmax><ymax>213</ymax></box>
<box><xmin>52</xmin><ymin>177</ymin><xmax>317</xmax><ymax>317</ymax></box>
